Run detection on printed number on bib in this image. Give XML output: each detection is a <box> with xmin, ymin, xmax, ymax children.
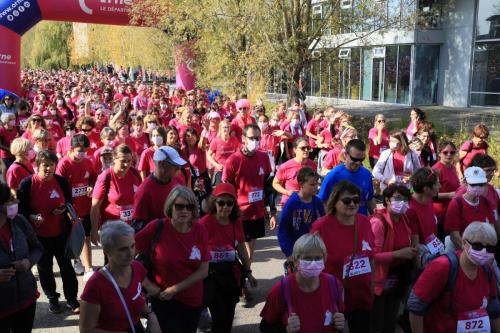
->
<box><xmin>210</xmin><ymin>250</ymin><xmax>236</xmax><ymax>263</ymax></box>
<box><xmin>248</xmin><ymin>190</ymin><xmax>263</xmax><ymax>203</ymax></box>
<box><xmin>343</xmin><ymin>255</ymin><xmax>371</xmax><ymax>279</ymax></box>
<box><xmin>425</xmin><ymin>234</ymin><xmax>444</xmax><ymax>255</ymax></box>
<box><xmin>72</xmin><ymin>185</ymin><xmax>87</xmax><ymax>198</ymax></box>
<box><xmin>120</xmin><ymin>208</ymin><xmax>133</xmax><ymax>222</ymax></box>
<box><xmin>457</xmin><ymin>309</ymin><xmax>490</xmax><ymax>333</ymax></box>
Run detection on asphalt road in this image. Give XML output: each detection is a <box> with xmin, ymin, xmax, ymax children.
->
<box><xmin>31</xmin><ymin>228</ymin><xmax>283</xmax><ymax>333</ymax></box>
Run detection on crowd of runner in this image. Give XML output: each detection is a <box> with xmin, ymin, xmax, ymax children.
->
<box><xmin>0</xmin><ymin>68</ymin><xmax>498</xmax><ymax>333</ymax></box>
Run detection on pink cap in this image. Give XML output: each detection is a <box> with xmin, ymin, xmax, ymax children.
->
<box><xmin>236</xmin><ymin>99</ymin><xmax>251</xmax><ymax>110</ymax></box>
<box><xmin>213</xmin><ymin>183</ymin><xmax>236</xmax><ymax>198</ymax></box>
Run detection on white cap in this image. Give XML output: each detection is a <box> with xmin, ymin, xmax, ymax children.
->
<box><xmin>153</xmin><ymin>146</ymin><xmax>187</xmax><ymax>166</ymax></box>
<box><xmin>207</xmin><ymin>111</ymin><xmax>221</xmax><ymax>120</ymax></box>
<box><xmin>464</xmin><ymin>166</ymin><xmax>487</xmax><ymax>185</ymax></box>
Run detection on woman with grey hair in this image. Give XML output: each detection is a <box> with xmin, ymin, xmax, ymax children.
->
<box><xmin>408</xmin><ymin>222</ymin><xmax>500</xmax><ymax>333</ymax></box>
<box><xmin>80</xmin><ymin>221</ymin><xmax>161</xmax><ymax>333</ymax></box>
<box><xmin>0</xmin><ymin>112</ymin><xmax>18</xmax><ymax>170</ymax></box>
<box><xmin>135</xmin><ymin>186</ymin><xmax>209</xmax><ymax>333</ymax></box>
<box><xmin>260</xmin><ymin>233</ymin><xmax>345</xmax><ymax>332</ymax></box>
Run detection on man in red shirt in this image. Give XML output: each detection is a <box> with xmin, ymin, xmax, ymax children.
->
<box><xmin>222</xmin><ymin>124</ymin><xmax>273</xmax><ymax>269</ymax></box>
<box><xmin>132</xmin><ymin>146</ymin><xmax>187</xmax><ymax>231</ymax></box>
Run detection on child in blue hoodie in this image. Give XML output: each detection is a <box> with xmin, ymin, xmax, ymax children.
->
<box><xmin>278</xmin><ymin>167</ymin><xmax>325</xmax><ymax>268</ymax></box>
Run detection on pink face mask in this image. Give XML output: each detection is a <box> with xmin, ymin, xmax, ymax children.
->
<box><xmin>390</xmin><ymin>200</ymin><xmax>409</xmax><ymax>214</ymax></box>
<box><xmin>298</xmin><ymin>259</ymin><xmax>325</xmax><ymax>278</ymax></box>
<box><xmin>466</xmin><ymin>246</ymin><xmax>494</xmax><ymax>266</ymax></box>
<box><xmin>467</xmin><ymin>185</ymin><xmax>485</xmax><ymax>197</ymax></box>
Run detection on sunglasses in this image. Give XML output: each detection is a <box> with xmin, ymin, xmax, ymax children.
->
<box><xmin>238</xmin><ymin>108</ymin><xmax>249</xmax><ymax>111</ymax></box>
<box><xmin>441</xmin><ymin>150</ymin><xmax>456</xmax><ymax>155</ymax></box>
<box><xmin>377</xmin><ymin>120</ymin><xmax>385</xmax><ymax>123</ymax></box>
<box><xmin>174</xmin><ymin>203</ymin><xmax>195</xmax><ymax>211</ymax></box>
<box><xmin>216</xmin><ymin>200</ymin><xmax>235</xmax><ymax>207</ymax></box>
<box><xmin>32</xmin><ymin>119</ymin><xmax>42</xmax><ymax>123</ymax></box>
<box><xmin>466</xmin><ymin>240</ymin><xmax>495</xmax><ymax>253</ymax></box>
<box><xmin>298</xmin><ymin>146</ymin><xmax>311</xmax><ymax>152</ymax></box>
<box><xmin>469</xmin><ymin>183</ymin><xmax>486</xmax><ymax>187</ymax></box>
<box><xmin>81</xmin><ymin>128</ymin><xmax>92</xmax><ymax>132</ymax></box>
<box><xmin>348</xmin><ymin>154</ymin><xmax>365</xmax><ymax>163</ymax></box>
<box><xmin>340</xmin><ymin>196</ymin><xmax>360</xmax><ymax>205</ymax></box>
<box><xmin>4</xmin><ymin>97</ymin><xmax>12</xmax><ymax>100</ymax></box>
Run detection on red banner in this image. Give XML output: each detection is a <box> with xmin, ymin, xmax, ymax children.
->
<box><xmin>0</xmin><ymin>25</ymin><xmax>21</xmax><ymax>95</ymax></box>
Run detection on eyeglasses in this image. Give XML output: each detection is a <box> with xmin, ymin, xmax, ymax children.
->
<box><xmin>465</xmin><ymin>240</ymin><xmax>495</xmax><ymax>253</ymax></box>
<box><xmin>441</xmin><ymin>150</ymin><xmax>456</xmax><ymax>155</ymax></box>
<box><xmin>340</xmin><ymin>196</ymin><xmax>360</xmax><ymax>205</ymax></box>
<box><xmin>298</xmin><ymin>146</ymin><xmax>311</xmax><ymax>152</ymax></box>
<box><xmin>377</xmin><ymin>120</ymin><xmax>385</xmax><ymax>123</ymax></box>
<box><xmin>216</xmin><ymin>200</ymin><xmax>235</xmax><ymax>207</ymax></box>
<box><xmin>348</xmin><ymin>154</ymin><xmax>365</xmax><ymax>163</ymax></box>
<box><xmin>174</xmin><ymin>203</ymin><xmax>195</xmax><ymax>211</ymax></box>
<box><xmin>476</xmin><ymin>135</ymin><xmax>488</xmax><ymax>140</ymax></box>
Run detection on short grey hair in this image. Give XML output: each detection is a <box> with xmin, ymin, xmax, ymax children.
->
<box><xmin>1</xmin><ymin>112</ymin><xmax>14</xmax><ymax>124</ymax></box>
<box><xmin>100</xmin><ymin>127</ymin><xmax>115</xmax><ymax>140</ymax></box>
<box><xmin>292</xmin><ymin>233</ymin><xmax>328</xmax><ymax>261</ymax></box>
<box><xmin>100</xmin><ymin>221</ymin><xmax>135</xmax><ymax>252</ymax></box>
<box><xmin>463</xmin><ymin>222</ymin><xmax>497</xmax><ymax>246</ymax></box>
<box><xmin>164</xmin><ymin>186</ymin><xmax>199</xmax><ymax>219</ymax></box>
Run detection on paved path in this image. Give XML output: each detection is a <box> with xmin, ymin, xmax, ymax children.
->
<box><xmin>31</xmin><ymin>228</ymin><xmax>283</xmax><ymax>333</ymax></box>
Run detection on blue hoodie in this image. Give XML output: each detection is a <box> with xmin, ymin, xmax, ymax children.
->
<box><xmin>278</xmin><ymin>192</ymin><xmax>325</xmax><ymax>257</ymax></box>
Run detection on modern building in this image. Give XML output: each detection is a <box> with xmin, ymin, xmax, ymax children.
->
<box><xmin>267</xmin><ymin>0</ymin><xmax>500</xmax><ymax>108</ymax></box>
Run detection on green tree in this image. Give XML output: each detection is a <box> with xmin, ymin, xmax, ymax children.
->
<box><xmin>22</xmin><ymin>21</ymin><xmax>72</xmax><ymax>69</ymax></box>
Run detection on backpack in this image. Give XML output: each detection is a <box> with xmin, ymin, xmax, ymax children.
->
<box><xmin>280</xmin><ymin>273</ymin><xmax>342</xmax><ymax>316</ymax></box>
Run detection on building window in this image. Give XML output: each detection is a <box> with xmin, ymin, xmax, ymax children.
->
<box><xmin>475</xmin><ymin>0</ymin><xmax>500</xmax><ymax>40</ymax></box>
<box><xmin>397</xmin><ymin>45</ymin><xmax>411</xmax><ymax>104</ymax></box>
<box><xmin>471</xmin><ymin>42</ymin><xmax>500</xmax><ymax>106</ymax></box>
<box><xmin>384</xmin><ymin>46</ymin><xmax>398</xmax><ymax>103</ymax></box>
<box><xmin>413</xmin><ymin>44</ymin><xmax>440</xmax><ymax>105</ymax></box>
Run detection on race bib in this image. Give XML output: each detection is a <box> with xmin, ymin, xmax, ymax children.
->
<box><xmin>248</xmin><ymin>190</ymin><xmax>263</xmax><ymax>203</ymax></box>
<box><xmin>343</xmin><ymin>255</ymin><xmax>371</xmax><ymax>279</ymax></box>
<box><xmin>425</xmin><ymin>234</ymin><xmax>444</xmax><ymax>255</ymax></box>
<box><xmin>457</xmin><ymin>309</ymin><xmax>490</xmax><ymax>333</ymax></box>
<box><xmin>72</xmin><ymin>185</ymin><xmax>88</xmax><ymax>198</ymax></box>
<box><xmin>210</xmin><ymin>250</ymin><xmax>236</xmax><ymax>263</ymax></box>
<box><xmin>119</xmin><ymin>206</ymin><xmax>133</xmax><ymax>222</ymax></box>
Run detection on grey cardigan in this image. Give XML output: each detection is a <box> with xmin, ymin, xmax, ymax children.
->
<box><xmin>0</xmin><ymin>215</ymin><xmax>43</xmax><ymax>313</ymax></box>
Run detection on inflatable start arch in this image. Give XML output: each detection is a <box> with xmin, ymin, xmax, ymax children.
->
<box><xmin>0</xmin><ymin>0</ymin><xmax>196</xmax><ymax>98</ymax></box>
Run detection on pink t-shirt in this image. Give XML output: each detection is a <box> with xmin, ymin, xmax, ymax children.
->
<box><xmin>368</xmin><ymin>127</ymin><xmax>389</xmax><ymax>159</ymax></box>
<box><xmin>275</xmin><ymin>158</ymin><xmax>317</xmax><ymax>205</ymax></box>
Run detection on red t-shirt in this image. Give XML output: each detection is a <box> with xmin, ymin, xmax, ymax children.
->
<box><xmin>130</xmin><ymin>133</ymin><xmax>150</xmax><ymax>157</ymax></box>
<box><xmin>30</xmin><ymin>174</ymin><xmax>66</xmax><ymax>237</ymax></box>
<box><xmin>92</xmin><ymin>168</ymin><xmax>142</xmax><ymax>223</ymax></box>
<box><xmin>275</xmin><ymin>158</ymin><xmax>317</xmax><ymax>205</ymax></box>
<box><xmin>310</xmin><ymin>215</ymin><xmax>375</xmax><ymax>311</ymax></box>
<box><xmin>80</xmin><ymin>261</ymin><xmax>147</xmax><ymax>332</ymax></box>
<box><xmin>138</xmin><ymin>147</ymin><xmax>155</xmax><ymax>175</ymax></box>
<box><xmin>86</xmin><ymin>131</ymin><xmax>102</xmax><ymax>157</ymax></box>
<box><xmin>132</xmin><ymin>175</ymin><xmax>181</xmax><ymax>222</ymax></box>
<box><xmin>209</xmin><ymin>137</ymin><xmax>240</xmax><ymax>167</ymax></box>
<box><xmin>199</xmin><ymin>214</ymin><xmax>244</xmax><ymax>263</ymax></box>
<box><xmin>432</xmin><ymin>161</ymin><xmax>460</xmax><ymax>223</ymax></box>
<box><xmin>48</xmin><ymin>125</ymin><xmax>63</xmax><ymax>143</ymax></box>
<box><xmin>56</xmin><ymin>136</ymin><xmax>72</xmax><ymax>158</ymax></box>
<box><xmin>306</xmin><ymin>119</ymin><xmax>320</xmax><ymax>148</ymax></box>
<box><xmin>319</xmin><ymin>128</ymin><xmax>333</xmax><ymax>151</ymax></box>
<box><xmin>6</xmin><ymin>162</ymin><xmax>34</xmax><ymax>190</ymax></box>
<box><xmin>407</xmin><ymin>198</ymin><xmax>438</xmax><ymax>244</ymax></box>
<box><xmin>230</xmin><ymin>115</ymin><xmax>255</xmax><ymax>140</ymax></box>
<box><xmin>0</xmin><ymin>127</ymin><xmax>17</xmax><ymax>159</ymax></box>
<box><xmin>456</xmin><ymin>184</ymin><xmax>499</xmax><ymax>222</ymax></box>
<box><xmin>260</xmin><ymin>273</ymin><xmax>343</xmax><ymax>332</ymax></box>
<box><xmin>260</xmin><ymin>133</ymin><xmax>280</xmax><ymax>159</ymax></box>
<box><xmin>135</xmin><ymin>219</ymin><xmax>209</xmax><ymax>307</ymax></box>
<box><xmin>222</xmin><ymin>150</ymin><xmax>272</xmax><ymax>221</ymax></box>
<box><xmin>56</xmin><ymin>156</ymin><xmax>95</xmax><ymax>217</ymax></box>
<box><xmin>323</xmin><ymin>145</ymin><xmax>342</xmax><ymax>170</ymax></box>
<box><xmin>0</xmin><ymin>223</ymin><xmax>12</xmax><ymax>252</ymax></box>
<box><xmin>182</xmin><ymin>146</ymin><xmax>207</xmax><ymax>175</ymax></box>
<box><xmin>368</xmin><ymin>128</ymin><xmax>389</xmax><ymax>159</ymax></box>
<box><xmin>393</xmin><ymin>151</ymin><xmax>405</xmax><ymax>176</ymax></box>
<box><xmin>412</xmin><ymin>251</ymin><xmax>497</xmax><ymax>333</ymax></box>
<box><xmin>460</xmin><ymin>140</ymin><xmax>488</xmax><ymax>169</ymax></box>
<box><xmin>445</xmin><ymin>196</ymin><xmax>496</xmax><ymax>235</ymax></box>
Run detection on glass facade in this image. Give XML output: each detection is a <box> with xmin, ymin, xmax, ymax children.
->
<box><xmin>471</xmin><ymin>0</ymin><xmax>500</xmax><ymax>106</ymax></box>
<box><xmin>413</xmin><ymin>45</ymin><xmax>440</xmax><ymax>105</ymax></box>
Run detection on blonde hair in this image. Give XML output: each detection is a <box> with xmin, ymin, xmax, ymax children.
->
<box><xmin>164</xmin><ymin>186</ymin><xmax>199</xmax><ymax>220</ymax></box>
<box><xmin>32</xmin><ymin>128</ymin><xmax>50</xmax><ymax>141</ymax></box>
<box><xmin>10</xmin><ymin>138</ymin><xmax>31</xmax><ymax>157</ymax></box>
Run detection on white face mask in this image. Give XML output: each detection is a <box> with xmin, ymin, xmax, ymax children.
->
<box><xmin>76</xmin><ymin>151</ymin><xmax>87</xmax><ymax>159</ymax></box>
<box><xmin>152</xmin><ymin>136</ymin><xmax>163</xmax><ymax>146</ymax></box>
<box><xmin>5</xmin><ymin>203</ymin><xmax>18</xmax><ymax>220</ymax></box>
<box><xmin>8</xmin><ymin>120</ymin><xmax>16</xmax><ymax>126</ymax></box>
<box><xmin>148</xmin><ymin>123</ymin><xmax>157</xmax><ymax>131</ymax></box>
<box><xmin>258</xmin><ymin>122</ymin><xmax>269</xmax><ymax>132</ymax></box>
<box><xmin>389</xmin><ymin>142</ymin><xmax>399</xmax><ymax>150</ymax></box>
<box><xmin>50</xmin><ymin>110</ymin><xmax>57</xmax><ymax>116</ymax></box>
<box><xmin>33</xmin><ymin>145</ymin><xmax>41</xmax><ymax>153</ymax></box>
<box><xmin>66</xmin><ymin>130</ymin><xmax>76</xmax><ymax>137</ymax></box>
<box><xmin>246</xmin><ymin>139</ymin><xmax>260</xmax><ymax>153</ymax></box>
<box><xmin>56</xmin><ymin>100</ymin><xmax>63</xmax><ymax>106</ymax></box>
